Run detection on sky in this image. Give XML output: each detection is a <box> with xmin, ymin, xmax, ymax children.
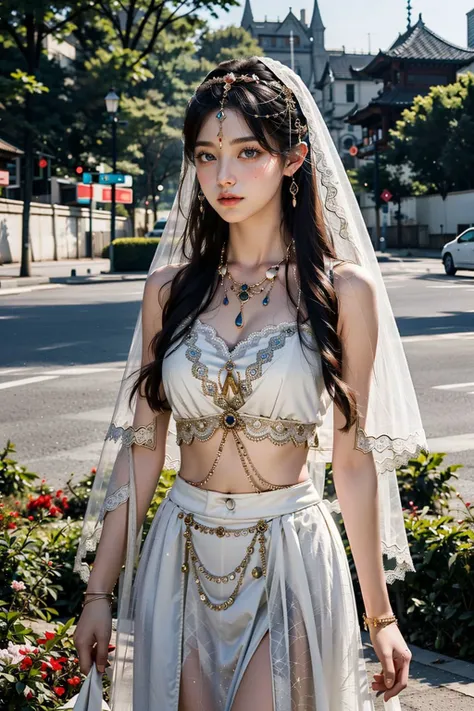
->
<box><xmin>207</xmin><ymin>0</ymin><xmax>474</xmax><ymax>54</ymax></box>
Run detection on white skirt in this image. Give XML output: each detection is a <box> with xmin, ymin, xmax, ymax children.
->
<box><xmin>122</xmin><ymin>473</ymin><xmax>394</xmax><ymax>711</ymax></box>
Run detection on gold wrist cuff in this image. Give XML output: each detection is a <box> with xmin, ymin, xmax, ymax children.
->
<box><xmin>362</xmin><ymin>611</ymin><xmax>398</xmax><ymax>631</ymax></box>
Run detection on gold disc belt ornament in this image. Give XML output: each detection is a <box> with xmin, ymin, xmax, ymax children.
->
<box><xmin>178</xmin><ymin>511</ymin><xmax>269</xmax><ymax>611</ymax></box>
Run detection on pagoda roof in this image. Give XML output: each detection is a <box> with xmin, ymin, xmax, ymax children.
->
<box><xmin>354</xmin><ymin>16</ymin><xmax>474</xmax><ymax>77</ymax></box>
<box><xmin>0</xmin><ymin>137</ymin><xmax>23</xmax><ymax>158</ymax></box>
<box><xmin>317</xmin><ymin>52</ymin><xmax>375</xmax><ymax>87</ymax></box>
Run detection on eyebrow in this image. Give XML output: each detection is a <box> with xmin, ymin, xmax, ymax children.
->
<box><xmin>195</xmin><ymin>135</ymin><xmax>258</xmax><ymax>148</ymax></box>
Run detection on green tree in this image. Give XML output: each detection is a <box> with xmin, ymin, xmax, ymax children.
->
<box><xmin>197</xmin><ymin>25</ymin><xmax>262</xmax><ymax>63</ymax></box>
<box><xmin>391</xmin><ymin>72</ymin><xmax>474</xmax><ymax>199</ymax></box>
<box><xmin>0</xmin><ymin>0</ymin><xmax>240</xmax><ymax>276</ymax></box>
<box><xmin>0</xmin><ymin>1</ymin><xmax>101</xmax><ymax>276</ymax></box>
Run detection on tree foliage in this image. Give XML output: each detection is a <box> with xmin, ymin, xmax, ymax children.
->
<box><xmin>390</xmin><ymin>72</ymin><xmax>474</xmax><ymax>199</ymax></box>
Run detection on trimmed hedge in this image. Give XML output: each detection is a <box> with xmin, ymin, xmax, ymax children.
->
<box><xmin>101</xmin><ymin>237</ymin><xmax>161</xmax><ymax>271</ymax></box>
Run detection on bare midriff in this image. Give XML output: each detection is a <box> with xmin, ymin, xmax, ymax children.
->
<box><xmin>177</xmin><ymin>432</ymin><xmax>310</xmax><ymax>494</ymax></box>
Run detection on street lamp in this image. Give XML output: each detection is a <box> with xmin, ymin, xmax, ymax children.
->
<box><xmin>105</xmin><ymin>89</ymin><xmax>119</xmax><ymax>272</ymax></box>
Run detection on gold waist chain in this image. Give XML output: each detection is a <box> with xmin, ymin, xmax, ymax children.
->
<box><xmin>178</xmin><ymin>511</ymin><xmax>269</xmax><ymax>611</ymax></box>
<box><xmin>187</xmin><ymin>410</ymin><xmax>295</xmax><ymax>493</ymax></box>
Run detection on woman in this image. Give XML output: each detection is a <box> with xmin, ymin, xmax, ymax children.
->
<box><xmin>72</xmin><ymin>56</ymin><xmax>429</xmax><ymax>711</ymax></box>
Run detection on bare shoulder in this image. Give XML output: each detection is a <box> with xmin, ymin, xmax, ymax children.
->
<box><xmin>332</xmin><ymin>260</ymin><xmax>377</xmax><ymax>303</ymax></box>
<box><xmin>331</xmin><ymin>261</ymin><xmax>378</xmax><ymax>335</ymax></box>
<box><xmin>145</xmin><ymin>262</ymin><xmax>187</xmax><ymax>308</ymax></box>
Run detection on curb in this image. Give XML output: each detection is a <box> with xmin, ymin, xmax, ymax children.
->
<box><xmin>0</xmin><ymin>273</ymin><xmax>147</xmax><ymax>293</ymax></box>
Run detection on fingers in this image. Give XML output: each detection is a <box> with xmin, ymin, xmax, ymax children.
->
<box><xmin>95</xmin><ymin>636</ymin><xmax>111</xmax><ymax>674</ymax></box>
<box><xmin>372</xmin><ymin>650</ymin><xmax>411</xmax><ymax>701</ymax></box>
<box><xmin>74</xmin><ymin>638</ymin><xmax>94</xmax><ymax>676</ymax></box>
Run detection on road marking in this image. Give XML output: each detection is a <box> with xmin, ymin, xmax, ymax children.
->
<box><xmin>36</xmin><ymin>341</ymin><xmax>88</xmax><ymax>352</ymax></box>
<box><xmin>426</xmin><ymin>284</ymin><xmax>474</xmax><ymax>289</ymax></box>
<box><xmin>433</xmin><ymin>382</ymin><xmax>474</xmax><ymax>390</ymax></box>
<box><xmin>427</xmin><ymin>433</ymin><xmax>474</xmax><ymax>453</ymax></box>
<box><xmin>0</xmin><ymin>284</ymin><xmax>65</xmax><ymax>296</ymax></box>
<box><xmin>0</xmin><ymin>375</ymin><xmax>59</xmax><ymax>390</ymax></box>
<box><xmin>402</xmin><ymin>331</ymin><xmax>474</xmax><ymax>342</ymax></box>
<box><xmin>46</xmin><ymin>367</ymin><xmax>124</xmax><ymax>375</ymax></box>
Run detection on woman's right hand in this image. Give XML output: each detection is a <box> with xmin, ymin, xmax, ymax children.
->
<box><xmin>73</xmin><ymin>599</ymin><xmax>113</xmax><ymax>675</ymax></box>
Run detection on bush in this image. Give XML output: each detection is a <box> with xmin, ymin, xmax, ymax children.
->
<box><xmin>101</xmin><ymin>237</ymin><xmax>160</xmax><ymax>271</ymax></box>
<box><xmin>0</xmin><ymin>443</ymin><xmax>473</xmax><ymax>710</ymax></box>
<box><xmin>330</xmin><ymin>451</ymin><xmax>474</xmax><ymax>661</ymax></box>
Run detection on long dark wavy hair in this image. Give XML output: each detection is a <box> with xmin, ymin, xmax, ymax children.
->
<box><xmin>130</xmin><ymin>56</ymin><xmax>358</xmax><ymax>433</ymax></box>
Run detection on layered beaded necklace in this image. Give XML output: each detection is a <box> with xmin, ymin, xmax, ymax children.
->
<box><xmin>217</xmin><ymin>241</ymin><xmax>292</xmax><ymax>328</ymax></box>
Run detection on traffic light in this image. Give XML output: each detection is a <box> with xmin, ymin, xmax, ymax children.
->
<box><xmin>75</xmin><ymin>166</ymin><xmax>84</xmax><ymax>175</ymax></box>
<box><xmin>38</xmin><ymin>158</ymin><xmax>48</xmax><ymax>169</ymax></box>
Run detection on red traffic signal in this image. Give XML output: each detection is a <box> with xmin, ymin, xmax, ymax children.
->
<box><xmin>38</xmin><ymin>158</ymin><xmax>48</xmax><ymax>169</ymax></box>
<box><xmin>75</xmin><ymin>166</ymin><xmax>84</xmax><ymax>175</ymax></box>
<box><xmin>349</xmin><ymin>145</ymin><xmax>358</xmax><ymax>157</ymax></box>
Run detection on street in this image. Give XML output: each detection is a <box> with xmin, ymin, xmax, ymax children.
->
<box><xmin>0</xmin><ymin>258</ymin><xmax>473</xmax><ymax>505</ymax></box>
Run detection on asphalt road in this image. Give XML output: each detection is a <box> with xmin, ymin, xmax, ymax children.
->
<box><xmin>0</xmin><ymin>259</ymin><xmax>473</xmax><ymax>510</ymax></box>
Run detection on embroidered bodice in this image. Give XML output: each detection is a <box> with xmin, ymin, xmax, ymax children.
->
<box><xmin>162</xmin><ymin>317</ymin><xmax>330</xmax><ymax>447</ymax></box>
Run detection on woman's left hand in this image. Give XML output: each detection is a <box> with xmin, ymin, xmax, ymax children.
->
<box><xmin>369</xmin><ymin>622</ymin><xmax>412</xmax><ymax>703</ymax></box>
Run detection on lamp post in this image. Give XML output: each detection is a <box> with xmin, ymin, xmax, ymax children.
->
<box><xmin>105</xmin><ymin>89</ymin><xmax>119</xmax><ymax>273</ymax></box>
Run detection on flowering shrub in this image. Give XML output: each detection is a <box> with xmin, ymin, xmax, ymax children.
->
<box><xmin>0</xmin><ymin>618</ymin><xmax>114</xmax><ymax>709</ymax></box>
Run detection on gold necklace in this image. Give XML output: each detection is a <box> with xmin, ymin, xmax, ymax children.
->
<box><xmin>217</xmin><ymin>241</ymin><xmax>291</xmax><ymax>328</ymax></box>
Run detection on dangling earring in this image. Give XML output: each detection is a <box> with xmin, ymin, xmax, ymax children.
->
<box><xmin>198</xmin><ymin>189</ymin><xmax>205</xmax><ymax>214</ymax></box>
<box><xmin>289</xmin><ymin>175</ymin><xmax>299</xmax><ymax>208</ymax></box>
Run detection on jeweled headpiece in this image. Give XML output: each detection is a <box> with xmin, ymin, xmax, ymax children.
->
<box><xmin>192</xmin><ymin>71</ymin><xmax>307</xmax><ymax>150</ymax></box>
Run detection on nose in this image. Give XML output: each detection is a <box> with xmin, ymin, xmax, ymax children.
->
<box><xmin>216</xmin><ymin>159</ymin><xmax>236</xmax><ymax>188</ymax></box>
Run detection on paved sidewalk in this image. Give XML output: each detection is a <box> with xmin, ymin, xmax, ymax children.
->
<box><xmin>362</xmin><ymin>632</ymin><xmax>474</xmax><ymax>710</ymax></box>
<box><xmin>0</xmin><ymin>258</ymin><xmax>147</xmax><ymax>294</ymax></box>
<box><xmin>0</xmin><ymin>249</ymin><xmax>443</xmax><ymax>295</ymax></box>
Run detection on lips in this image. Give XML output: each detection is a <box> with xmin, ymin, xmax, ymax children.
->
<box><xmin>218</xmin><ymin>195</ymin><xmax>244</xmax><ymax>204</ymax></box>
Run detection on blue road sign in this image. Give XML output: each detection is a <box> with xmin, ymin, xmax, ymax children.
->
<box><xmin>83</xmin><ymin>173</ymin><xmax>93</xmax><ymax>184</ymax></box>
<box><xmin>99</xmin><ymin>173</ymin><xmax>126</xmax><ymax>185</ymax></box>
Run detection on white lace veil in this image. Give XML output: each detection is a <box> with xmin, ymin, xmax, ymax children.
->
<box><xmin>72</xmin><ymin>55</ymin><xmax>428</xmax><ymax>708</ymax></box>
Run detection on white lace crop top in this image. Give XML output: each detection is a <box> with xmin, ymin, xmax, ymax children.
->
<box><xmin>163</xmin><ymin>317</ymin><xmax>330</xmax><ymax>443</ymax></box>
<box><xmin>158</xmin><ymin>309</ymin><xmax>332</xmax><ymax>493</ymax></box>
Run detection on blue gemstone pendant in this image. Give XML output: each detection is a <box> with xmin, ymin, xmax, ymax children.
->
<box><xmin>235</xmin><ymin>311</ymin><xmax>243</xmax><ymax>328</ymax></box>
<box><xmin>223</xmin><ymin>295</ymin><xmax>229</xmax><ymax>305</ymax></box>
<box><xmin>262</xmin><ymin>295</ymin><xmax>269</xmax><ymax>306</ymax></box>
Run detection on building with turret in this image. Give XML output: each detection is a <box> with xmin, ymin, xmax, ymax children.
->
<box><xmin>240</xmin><ymin>2</ymin><xmax>377</xmax><ymax>165</ymax></box>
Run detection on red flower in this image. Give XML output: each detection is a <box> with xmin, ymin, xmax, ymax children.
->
<box><xmin>56</xmin><ymin>490</ymin><xmax>63</xmax><ymax>497</ymax></box>
<box><xmin>49</xmin><ymin>658</ymin><xmax>63</xmax><ymax>671</ymax></box>
<box><xmin>41</xmin><ymin>661</ymin><xmax>51</xmax><ymax>670</ymax></box>
<box><xmin>7</xmin><ymin>522</ymin><xmax>17</xmax><ymax>529</ymax></box>
<box><xmin>28</xmin><ymin>515</ymin><xmax>34</xmax><ymax>521</ymax></box>
<box><xmin>15</xmin><ymin>500</ymin><xmax>20</xmax><ymax>507</ymax></box>
<box><xmin>67</xmin><ymin>676</ymin><xmax>82</xmax><ymax>686</ymax></box>
<box><xmin>466</xmin><ymin>501</ymin><xmax>471</xmax><ymax>507</ymax></box>
<box><xmin>20</xmin><ymin>656</ymin><xmax>33</xmax><ymax>670</ymax></box>
<box><xmin>53</xmin><ymin>686</ymin><xmax>66</xmax><ymax>696</ymax></box>
<box><xmin>57</xmin><ymin>656</ymin><xmax>68</xmax><ymax>663</ymax></box>
<box><xmin>91</xmin><ymin>467</ymin><xmax>97</xmax><ymax>474</ymax></box>
<box><xmin>25</xmin><ymin>690</ymin><xmax>34</xmax><ymax>700</ymax></box>
<box><xmin>41</xmin><ymin>671</ymin><xmax>48</xmax><ymax>679</ymax></box>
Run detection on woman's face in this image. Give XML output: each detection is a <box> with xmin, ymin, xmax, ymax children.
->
<box><xmin>194</xmin><ymin>108</ymin><xmax>293</xmax><ymax>223</ymax></box>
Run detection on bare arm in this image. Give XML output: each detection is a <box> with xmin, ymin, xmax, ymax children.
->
<box><xmin>85</xmin><ymin>264</ymin><xmax>175</xmax><ymax>595</ymax></box>
<box><xmin>331</xmin><ymin>262</ymin><xmax>392</xmax><ymax>618</ymax></box>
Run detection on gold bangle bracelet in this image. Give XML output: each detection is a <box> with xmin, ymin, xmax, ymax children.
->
<box><xmin>82</xmin><ymin>595</ymin><xmax>113</xmax><ymax>608</ymax></box>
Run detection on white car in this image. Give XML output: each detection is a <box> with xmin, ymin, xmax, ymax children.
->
<box><xmin>441</xmin><ymin>228</ymin><xmax>474</xmax><ymax>275</ymax></box>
